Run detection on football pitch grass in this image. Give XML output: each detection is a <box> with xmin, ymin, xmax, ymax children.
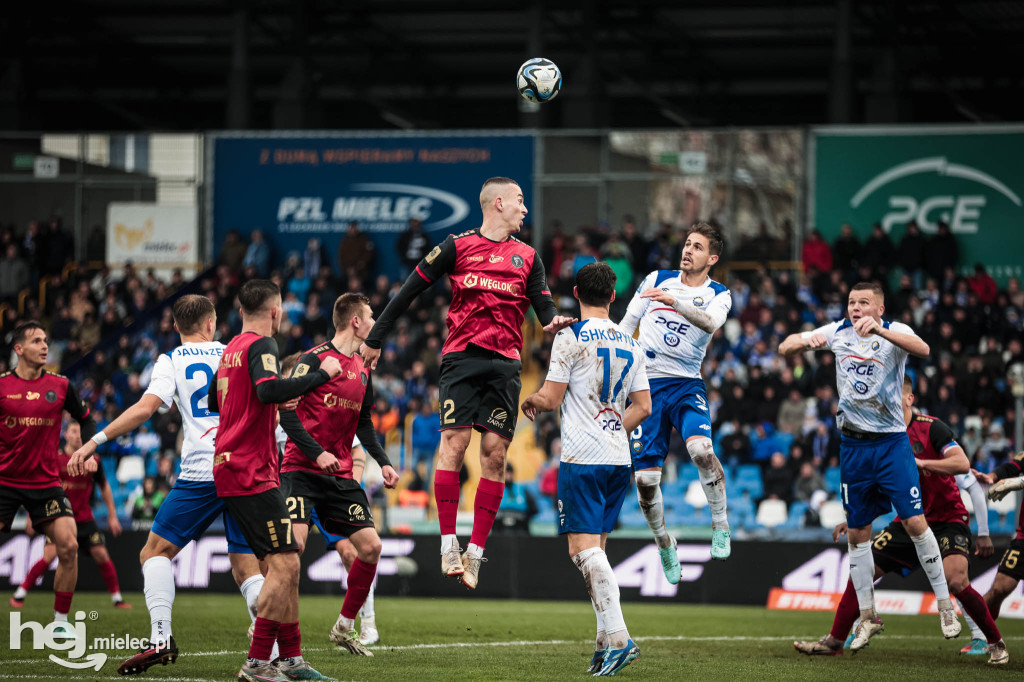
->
<box><xmin>3</xmin><ymin>593</ymin><xmax>1023</xmax><ymax>680</ymax></box>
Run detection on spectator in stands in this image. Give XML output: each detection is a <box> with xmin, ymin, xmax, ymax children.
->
<box><xmin>303</xmin><ymin>237</ymin><xmax>327</xmax><ymax>281</ymax></box>
<box><xmin>0</xmin><ymin>243</ymin><xmax>30</xmax><ymax>302</ymax></box>
<box><xmin>219</xmin><ymin>229</ymin><xmax>248</xmax><ymax>272</ymax></box>
<box><xmin>130</xmin><ymin>477</ymin><xmax>165</xmax><ymax>524</ymax></box>
<box><xmin>338</xmin><ymin>221</ymin><xmax>375</xmax><ymax>285</ymax></box>
<box><xmin>396</xmin><ymin>217</ymin><xmax>432</xmax><ymax>279</ymax></box>
<box><xmin>571</xmin><ymin>234</ymin><xmax>597</xmax><ymax>276</ymax></box>
<box><xmin>493</xmin><ymin>462</ymin><xmax>538</xmax><ymax>535</ymax></box>
<box><xmin>832</xmin><ymin>223</ymin><xmax>861</xmax><ymax>277</ymax></box>
<box><xmin>925</xmin><ymin>221</ymin><xmax>959</xmax><ymax>281</ymax></box>
<box><xmin>600</xmin><ymin>233</ymin><xmax>633</xmax><ymax>319</ymax></box>
<box><xmin>862</xmin><ymin>222</ymin><xmax>895</xmax><ymax>282</ymax></box>
<box><xmin>801</xmin><ymin>229</ymin><xmax>832</xmax><ymax>279</ymax></box>
<box><xmin>969</xmin><ymin>263</ymin><xmax>998</xmax><ymax>305</ymax></box>
<box><xmin>761</xmin><ymin>452</ymin><xmax>794</xmax><ymax>504</ymax></box>
<box><xmin>242</xmin><ymin>228</ymin><xmax>270</xmax><ymax>277</ymax></box>
<box><xmin>792</xmin><ymin>460</ymin><xmax>826</xmax><ymax>504</ymax></box>
<box><xmin>805</xmin><ymin>421</ymin><xmax>839</xmax><ymax>468</ymax></box>
<box><xmin>896</xmin><ymin>220</ymin><xmax>927</xmax><ymax>288</ymax></box>
<box><xmin>776</xmin><ymin>388</ymin><xmax>806</xmax><ymax>435</ymax></box>
<box><xmin>410</xmin><ymin>400</ymin><xmax>440</xmax><ymax>476</ymax></box>
<box><xmin>621</xmin><ymin>217</ymin><xmax>649</xmax><ymax>285</ymax></box>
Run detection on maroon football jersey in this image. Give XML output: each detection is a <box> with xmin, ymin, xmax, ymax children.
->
<box><xmin>212</xmin><ymin>332</ymin><xmax>281</xmax><ymax>497</ymax></box>
<box><xmin>282</xmin><ymin>345</ymin><xmax>370</xmax><ymax>479</ymax></box>
<box><xmin>0</xmin><ymin>371</ymin><xmax>90</xmax><ymax>488</ymax></box>
<box><xmin>896</xmin><ymin>414</ymin><xmax>967</xmax><ymax>525</ymax></box>
<box><xmin>998</xmin><ymin>452</ymin><xmax>1024</xmax><ymax>540</ymax></box>
<box><xmin>57</xmin><ymin>450</ymin><xmax>105</xmax><ymax>522</ymax></box>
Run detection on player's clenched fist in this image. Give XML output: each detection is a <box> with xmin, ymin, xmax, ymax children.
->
<box><xmin>806</xmin><ymin>333</ymin><xmax>828</xmax><ymax>349</ymax></box>
<box><xmin>316</xmin><ymin>450</ymin><xmax>341</xmax><ymax>474</ymax></box>
<box><xmin>381</xmin><ymin>465</ymin><xmax>399</xmax><ymax>489</ymax></box>
<box><xmin>520</xmin><ymin>394</ymin><xmax>540</xmax><ymax>422</ymax></box>
<box><xmin>358</xmin><ymin>343</ymin><xmax>380</xmax><ymax>370</ymax></box>
<box><xmin>67</xmin><ymin>444</ymin><xmax>98</xmax><ymax>477</ymax></box>
<box><xmin>320</xmin><ymin>355</ymin><xmax>343</xmax><ymax>378</ymax></box>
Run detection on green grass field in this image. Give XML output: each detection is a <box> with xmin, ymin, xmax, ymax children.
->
<box><xmin>3</xmin><ymin>592</ymin><xmax>1023</xmax><ymax>681</ymax></box>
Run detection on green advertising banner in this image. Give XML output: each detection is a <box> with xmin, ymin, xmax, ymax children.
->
<box><xmin>812</xmin><ymin>126</ymin><xmax>1024</xmax><ymax>284</ymax></box>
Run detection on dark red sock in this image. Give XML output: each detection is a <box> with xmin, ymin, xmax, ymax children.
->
<box><xmin>830</xmin><ymin>580</ymin><xmax>860</xmax><ymax>641</ymax></box>
<box><xmin>469</xmin><ymin>477</ymin><xmax>504</xmax><ymax>549</ymax></box>
<box><xmin>434</xmin><ymin>469</ymin><xmax>461</xmax><ymax>536</ymax></box>
<box><xmin>277</xmin><ymin>621</ymin><xmax>301</xmax><ymax>659</ymax></box>
<box><xmin>956</xmin><ymin>586</ymin><xmax>1002</xmax><ymax>643</ymax></box>
<box><xmin>97</xmin><ymin>560</ymin><xmax>120</xmax><ymax>596</ymax></box>
<box><xmin>21</xmin><ymin>558</ymin><xmax>50</xmax><ymax>592</ymax></box>
<box><xmin>248</xmin><ymin>617</ymin><xmax>280</xmax><ymax>661</ymax></box>
<box><xmin>54</xmin><ymin>591</ymin><xmax>73</xmax><ymax>616</ymax></box>
<box><xmin>341</xmin><ymin>559</ymin><xmax>377</xmax><ymax>620</ymax></box>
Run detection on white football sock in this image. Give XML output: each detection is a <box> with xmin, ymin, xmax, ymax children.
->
<box><xmin>142</xmin><ymin>556</ymin><xmax>175</xmax><ymax>644</ymax></box>
<box><xmin>13</xmin><ymin>586</ymin><xmax>27</xmax><ymax>600</ymax></box>
<box><xmin>111</xmin><ymin>591</ymin><xmax>123</xmax><ymax>603</ymax></box>
<box><xmin>466</xmin><ymin>542</ymin><xmax>483</xmax><ymax>559</ymax></box>
<box><xmin>688</xmin><ymin>438</ymin><xmax>729</xmax><ymax>529</ymax></box>
<box><xmin>54</xmin><ymin>611</ymin><xmax>67</xmax><ymax>622</ymax></box>
<box><xmin>848</xmin><ymin>541</ymin><xmax>876</xmax><ymax>616</ymax></box>
<box><xmin>910</xmin><ymin>527</ymin><xmax>950</xmax><ymax>600</ymax></box>
<box><xmin>239</xmin><ymin>574</ymin><xmax>263</xmax><ymax>622</ymax></box>
<box><xmin>359</xmin><ymin>577</ymin><xmax>376</xmax><ymax>620</ymax></box>
<box><xmin>635</xmin><ymin>470</ymin><xmax>671</xmax><ymax>549</ymax></box>
<box><xmin>574</xmin><ymin>547</ymin><xmax>629</xmax><ymax>649</ymax></box>
<box><xmin>592</xmin><ymin>598</ymin><xmax>608</xmax><ymax>650</ymax></box>
<box><xmin>440</xmin><ymin>534</ymin><xmax>459</xmax><ymax>554</ymax></box>
<box><xmin>963</xmin><ymin>610</ymin><xmax>984</xmax><ymax>641</ymax></box>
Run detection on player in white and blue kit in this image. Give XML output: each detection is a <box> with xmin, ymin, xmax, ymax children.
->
<box><xmin>780</xmin><ymin>281</ymin><xmax>960</xmax><ymax>649</ymax></box>
<box><xmin>68</xmin><ymin>295</ymin><xmax>272</xmax><ymax>674</ymax></box>
<box><xmin>522</xmin><ymin>263</ymin><xmax>651</xmax><ymax>677</ymax></box>
<box><xmin>619</xmin><ymin>223</ymin><xmax>733</xmax><ymax>580</ymax></box>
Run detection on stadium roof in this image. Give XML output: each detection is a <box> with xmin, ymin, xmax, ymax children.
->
<box><xmin>3</xmin><ymin>0</ymin><xmax>1022</xmax><ymax>131</ymax></box>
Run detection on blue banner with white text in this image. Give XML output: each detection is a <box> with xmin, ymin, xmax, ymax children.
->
<box><xmin>211</xmin><ymin>134</ymin><xmax>535</xmax><ymax>281</ymax></box>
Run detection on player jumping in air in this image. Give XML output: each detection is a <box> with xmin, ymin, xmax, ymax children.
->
<box><xmin>69</xmin><ymin>295</ymin><xmax>279</xmax><ymax>675</ymax></box>
<box><xmin>360</xmin><ymin>177</ymin><xmax>575</xmax><ymax>589</ymax></box>
<box><xmin>278</xmin><ymin>293</ymin><xmax>399</xmax><ymax>656</ymax></box>
<box><xmin>207</xmin><ymin>280</ymin><xmax>342</xmax><ymax>682</ymax></box>
<box><xmin>793</xmin><ymin>377</ymin><xmax>1007</xmax><ymax>664</ymax></box>
<box><xmin>522</xmin><ymin>263</ymin><xmax>652</xmax><ymax>676</ymax></box>
<box><xmin>12</xmin><ymin>422</ymin><xmax>129</xmax><ymax>610</ymax></box>
<box><xmin>779</xmin><ymin>282</ymin><xmax>960</xmax><ymax>649</ymax></box>
<box><xmin>619</xmin><ymin>222</ymin><xmax>733</xmax><ymax>581</ymax></box>
<box><xmin>0</xmin><ymin>321</ymin><xmax>96</xmax><ymax>634</ymax></box>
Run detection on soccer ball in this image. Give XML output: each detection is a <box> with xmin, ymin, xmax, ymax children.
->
<box><xmin>517</xmin><ymin>58</ymin><xmax>562</xmax><ymax>103</ymax></box>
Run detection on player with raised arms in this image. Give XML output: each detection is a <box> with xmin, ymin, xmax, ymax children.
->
<box><xmin>206</xmin><ymin>280</ymin><xmax>341</xmax><ymax>682</ymax></box>
<box><xmin>779</xmin><ymin>282</ymin><xmax>960</xmax><ymax>648</ymax></box>
<box><xmin>521</xmin><ymin>262</ymin><xmax>652</xmax><ymax>676</ymax></box>
<box><xmin>1</xmin><ymin>320</ymin><xmax>96</xmax><ymax>634</ymax></box>
<box><xmin>618</xmin><ymin>222</ymin><xmax>733</xmax><ymax>582</ymax></box>
<box><xmin>360</xmin><ymin>177</ymin><xmax>575</xmax><ymax>589</ymax></box>
<box><xmin>278</xmin><ymin>293</ymin><xmax>399</xmax><ymax>656</ymax></box>
<box><xmin>68</xmin><ymin>295</ymin><xmax>282</xmax><ymax>675</ymax></box>
<box><xmin>793</xmin><ymin>377</ymin><xmax>1006</xmax><ymax>664</ymax></box>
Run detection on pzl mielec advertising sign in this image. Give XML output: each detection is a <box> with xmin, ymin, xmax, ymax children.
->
<box><xmin>812</xmin><ymin>126</ymin><xmax>1024</xmax><ymax>283</ymax></box>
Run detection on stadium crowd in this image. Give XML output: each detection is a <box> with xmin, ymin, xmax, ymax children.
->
<box><xmin>1</xmin><ymin>216</ymin><xmax>1021</xmax><ymax>532</ymax></box>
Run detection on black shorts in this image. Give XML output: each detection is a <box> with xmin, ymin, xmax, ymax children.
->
<box><xmin>438</xmin><ymin>345</ymin><xmax>522</xmax><ymax>441</ymax></box>
<box><xmin>44</xmin><ymin>519</ymin><xmax>105</xmax><ymax>549</ymax></box>
<box><xmin>221</xmin><ymin>487</ymin><xmax>299</xmax><ymax>560</ymax></box>
<box><xmin>997</xmin><ymin>537</ymin><xmax>1024</xmax><ymax>581</ymax></box>
<box><xmin>872</xmin><ymin>520</ymin><xmax>972</xmax><ymax>575</ymax></box>
<box><xmin>281</xmin><ymin>470</ymin><xmax>374</xmax><ymax>538</ymax></box>
<box><xmin>0</xmin><ymin>484</ymin><xmax>73</xmax><ymax>532</ymax></box>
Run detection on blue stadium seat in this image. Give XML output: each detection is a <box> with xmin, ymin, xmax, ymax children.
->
<box><xmin>873</xmin><ymin>510</ymin><xmax>897</xmax><ymax>531</ymax></box>
<box><xmin>677</xmin><ymin>464</ymin><xmax>701</xmax><ymax>486</ymax></box>
<box><xmin>824</xmin><ymin>467</ymin><xmax>842</xmax><ymax>494</ymax></box>
<box><xmin>619</xmin><ymin>508</ymin><xmax>649</xmax><ymax>528</ymax></box>
<box><xmin>784</xmin><ymin>501</ymin><xmax>809</xmax><ymax>528</ymax></box>
<box><xmin>734</xmin><ymin>465</ymin><xmax>763</xmax><ymax>499</ymax></box>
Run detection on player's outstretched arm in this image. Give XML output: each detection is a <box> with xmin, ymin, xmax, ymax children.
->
<box><xmin>867</xmin><ymin>320</ymin><xmax>930</xmax><ymax>358</ymax></box>
<box><xmin>246</xmin><ymin>337</ymin><xmax>339</xmax><ymax>404</ymax></box>
<box><xmin>354</xmin><ymin>376</ymin><xmax>397</xmax><ymax>487</ymax></box>
<box><xmin>70</xmin><ymin>393</ymin><xmax>165</xmax><ymax>475</ymax></box>
<box><xmin>639</xmin><ymin>288</ymin><xmax>727</xmax><ymax>334</ymax></box>
<box><xmin>99</xmin><ymin>476</ymin><xmax>122</xmax><ymax>536</ymax></box>
<box><xmin>779</xmin><ymin>331</ymin><xmax>828</xmax><ymax>356</ymax></box>
<box><xmin>525</xmin><ymin>254</ymin><xmax>564</xmax><ymax>331</ymax></box>
<box><xmin>64</xmin><ymin>383</ymin><xmax>102</xmax><ymax>476</ymax></box>
<box><xmin>623</xmin><ymin>389</ymin><xmax>652</xmax><ymax>434</ymax></box>
<box><xmin>917</xmin><ymin>446</ymin><xmax>969</xmax><ymax>476</ymax></box>
<box><xmin>520</xmin><ymin>380</ymin><xmax>568</xmax><ymax>421</ymax></box>
<box><xmin>959</xmin><ymin>474</ymin><xmax>992</xmax><ymax>556</ymax></box>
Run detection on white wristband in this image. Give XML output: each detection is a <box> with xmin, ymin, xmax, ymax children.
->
<box><xmin>801</xmin><ymin>331</ymin><xmax>813</xmax><ymax>341</ymax></box>
<box><xmin>91</xmin><ymin>431</ymin><xmax>108</xmax><ymax>446</ymax></box>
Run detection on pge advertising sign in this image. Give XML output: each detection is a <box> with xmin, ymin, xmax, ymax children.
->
<box><xmin>812</xmin><ymin>126</ymin><xmax>1024</xmax><ymax>284</ymax></box>
<box><xmin>210</xmin><ymin>134</ymin><xmax>534</xmax><ymax>279</ymax></box>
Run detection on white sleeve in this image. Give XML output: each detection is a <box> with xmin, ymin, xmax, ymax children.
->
<box><xmin>545</xmin><ymin>329</ymin><xmax>576</xmax><ymax>384</ymax></box>
<box><xmin>142</xmin><ymin>355</ymin><xmax>176</xmax><ymax>409</ymax></box>
<box><xmin>807</xmin><ymin>320</ymin><xmax>842</xmax><ymax>346</ymax></box>
<box><xmin>705</xmin><ymin>290</ymin><xmax>732</xmax><ymax>331</ymax></box>
<box><xmin>353</xmin><ymin>434</ymin><xmax>362</xmax><ymax>448</ymax></box>
<box><xmin>627</xmin><ymin>349</ymin><xmax>650</xmax><ymax>395</ymax></box>
<box><xmin>888</xmin><ymin>321</ymin><xmax>918</xmax><ymax>336</ymax></box>
<box><xmin>957</xmin><ymin>473</ymin><xmax>990</xmax><ymax>536</ymax></box>
<box><xmin>618</xmin><ymin>272</ymin><xmax>655</xmax><ymax>335</ymax></box>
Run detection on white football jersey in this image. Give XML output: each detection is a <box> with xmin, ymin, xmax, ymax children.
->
<box><xmin>813</xmin><ymin>318</ymin><xmax>916</xmax><ymax>433</ymax></box>
<box><xmin>144</xmin><ymin>341</ymin><xmax>224</xmax><ymax>482</ymax></box>
<box><xmin>546</xmin><ymin>318</ymin><xmax>650</xmax><ymax>466</ymax></box>
<box><xmin>619</xmin><ymin>271</ymin><xmax>730</xmax><ymax>380</ymax></box>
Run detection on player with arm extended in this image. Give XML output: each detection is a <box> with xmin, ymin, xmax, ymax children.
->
<box><xmin>521</xmin><ymin>263</ymin><xmax>652</xmax><ymax>677</ymax></box>
<box><xmin>793</xmin><ymin>377</ymin><xmax>1007</xmax><ymax>664</ymax></box>
<box><xmin>67</xmin><ymin>296</ymin><xmax>281</xmax><ymax>675</ymax></box>
<box><xmin>278</xmin><ymin>294</ymin><xmax>399</xmax><ymax>657</ymax></box>
<box><xmin>779</xmin><ymin>282</ymin><xmax>959</xmax><ymax>649</ymax></box>
<box><xmin>972</xmin><ymin>451</ymin><xmax>1024</xmax><ymax>636</ymax></box>
<box><xmin>0</xmin><ymin>321</ymin><xmax>95</xmax><ymax>634</ymax></box>
<box><xmin>207</xmin><ymin>280</ymin><xmax>341</xmax><ymax>682</ymax></box>
<box><xmin>359</xmin><ymin>177</ymin><xmax>576</xmax><ymax>589</ymax></box>
<box><xmin>617</xmin><ymin>222</ymin><xmax>733</xmax><ymax>580</ymax></box>
<box><xmin>12</xmin><ymin>422</ymin><xmax>129</xmax><ymax>609</ymax></box>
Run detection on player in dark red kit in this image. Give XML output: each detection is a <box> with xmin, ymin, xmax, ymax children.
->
<box><xmin>360</xmin><ymin>177</ymin><xmax>575</xmax><ymax>589</ymax></box>
<box><xmin>0</xmin><ymin>321</ymin><xmax>96</xmax><ymax>631</ymax></box>
<box><xmin>11</xmin><ymin>422</ymin><xmax>128</xmax><ymax>609</ymax></box>
<box><xmin>279</xmin><ymin>293</ymin><xmax>399</xmax><ymax>656</ymax></box>
<box><xmin>794</xmin><ymin>377</ymin><xmax>1008</xmax><ymax>665</ymax></box>
<box><xmin>206</xmin><ymin>280</ymin><xmax>342</xmax><ymax>682</ymax></box>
